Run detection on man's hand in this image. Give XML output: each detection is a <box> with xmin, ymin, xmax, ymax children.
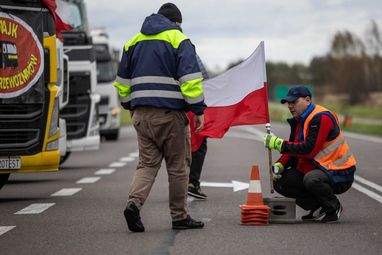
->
<box><xmin>194</xmin><ymin>114</ymin><xmax>204</xmax><ymax>133</ymax></box>
<box><xmin>272</xmin><ymin>162</ymin><xmax>284</xmax><ymax>174</ymax></box>
<box><xmin>263</xmin><ymin>134</ymin><xmax>284</xmax><ymax>152</ymax></box>
<box><xmin>272</xmin><ymin>162</ymin><xmax>284</xmax><ymax>180</ymax></box>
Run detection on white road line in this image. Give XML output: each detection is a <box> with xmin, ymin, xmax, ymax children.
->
<box><xmin>109</xmin><ymin>162</ymin><xmax>126</xmax><ymax>168</ymax></box>
<box><xmin>128</xmin><ymin>151</ymin><xmax>139</xmax><ymax>158</ymax></box>
<box><xmin>51</xmin><ymin>188</ymin><xmax>82</xmax><ymax>196</ymax></box>
<box><xmin>354</xmin><ymin>175</ymin><xmax>382</xmax><ymax>193</ymax></box>
<box><xmin>0</xmin><ymin>226</ymin><xmax>15</xmax><ymax>236</ymax></box>
<box><xmin>344</xmin><ymin>132</ymin><xmax>382</xmax><ymax>144</ymax></box>
<box><xmin>120</xmin><ymin>157</ymin><xmax>135</xmax><ymax>162</ymax></box>
<box><xmin>15</xmin><ymin>203</ymin><xmax>55</xmax><ymax>214</ymax></box>
<box><xmin>95</xmin><ymin>168</ymin><xmax>115</xmax><ymax>175</ymax></box>
<box><xmin>225</xmin><ymin>131</ymin><xmax>260</xmax><ymax>141</ymax></box>
<box><xmin>76</xmin><ymin>177</ymin><xmax>101</xmax><ymax>184</ymax></box>
<box><xmin>352</xmin><ymin>183</ymin><xmax>382</xmax><ymax>204</ymax></box>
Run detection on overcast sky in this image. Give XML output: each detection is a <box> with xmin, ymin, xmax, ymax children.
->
<box><xmin>86</xmin><ymin>0</ymin><xmax>381</xmax><ymax>70</ymax></box>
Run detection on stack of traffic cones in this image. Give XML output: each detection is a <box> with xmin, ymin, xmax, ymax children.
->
<box><xmin>240</xmin><ymin>165</ymin><xmax>270</xmax><ymax>225</ymax></box>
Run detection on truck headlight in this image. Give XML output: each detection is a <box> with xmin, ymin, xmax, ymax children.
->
<box><xmin>46</xmin><ymin>139</ymin><xmax>59</xmax><ymax>151</ymax></box>
<box><xmin>49</xmin><ymin>97</ymin><xmax>59</xmax><ymax>137</ymax></box>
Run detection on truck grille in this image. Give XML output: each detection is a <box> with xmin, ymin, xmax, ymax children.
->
<box><xmin>0</xmin><ymin>129</ymin><xmax>40</xmax><ymax>149</ymax></box>
<box><xmin>60</xmin><ymin>98</ymin><xmax>90</xmax><ymax>139</ymax></box>
<box><xmin>0</xmin><ymin>104</ymin><xmax>45</xmax><ymax>156</ymax></box>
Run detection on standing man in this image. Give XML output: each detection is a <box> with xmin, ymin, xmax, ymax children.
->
<box><xmin>264</xmin><ymin>86</ymin><xmax>356</xmax><ymax>223</ymax></box>
<box><xmin>188</xmin><ymin>54</ymin><xmax>209</xmax><ymax>200</ymax></box>
<box><xmin>114</xmin><ymin>3</ymin><xmax>206</xmax><ymax>232</ymax></box>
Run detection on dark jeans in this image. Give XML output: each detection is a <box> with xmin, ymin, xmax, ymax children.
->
<box><xmin>274</xmin><ymin>168</ymin><xmax>353</xmax><ymax>213</ymax></box>
<box><xmin>189</xmin><ymin>138</ymin><xmax>207</xmax><ymax>188</ymax></box>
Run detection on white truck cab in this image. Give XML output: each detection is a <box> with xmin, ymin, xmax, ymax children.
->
<box><xmin>91</xmin><ymin>28</ymin><xmax>120</xmax><ymax>140</ymax></box>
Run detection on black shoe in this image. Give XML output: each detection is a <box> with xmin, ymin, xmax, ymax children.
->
<box><xmin>188</xmin><ymin>184</ymin><xmax>207</xmax><ymax>200</ymax></box>
<box><xmin>321</xmin><ymin>203</ymin><xmax>343</xmax><ymax>223</ymax></box>
<box><xmin>124</xmin><ymin>201</ymin><xmax>145</xmax><ymax>232</ymax></box>
<box><xmin>172</xmin><ymin>215</ymin><xmax>204</xmax><ymax>230</ymax></box>
<box><xmin>302</xmin><ymin>207</ymin><xmax>326</xmax><ymax>221</ymax></box>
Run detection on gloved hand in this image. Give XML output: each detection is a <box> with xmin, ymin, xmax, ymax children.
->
<box><xmin>271</xmin><ymin>162</ymin><xmax>284</xmax><ymax>181</ymax></box>
<box><xmin>263</xmin><ymin>134</ymin><xmax>284</xmax><ymax>152</ymax></box>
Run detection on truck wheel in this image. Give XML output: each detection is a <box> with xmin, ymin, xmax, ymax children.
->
<box><xmin>0</xmin><ymin>174</ymin><xmax>10</xmax><ymax>190</ymax></box>
<box><xmin>60</xmin><ymin>152</ymin><xmax>71</xmax><ymax>165</ymax></box>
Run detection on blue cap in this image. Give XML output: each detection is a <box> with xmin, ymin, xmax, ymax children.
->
<box><xmin>281</xmin><ymin>86</ymin><xmax>312</xmax><ymax>104</ymax></box>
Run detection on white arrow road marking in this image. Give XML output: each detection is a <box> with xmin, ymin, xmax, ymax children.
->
<box><xmin>109</xmin><ymin>162</ymin><xmax>126</xmax><ymax>168</ymax></box>
<box><xmin>0</xmin><ymin>226</ymin><xmax>15</xmax><ymax>236</ymax></box>
<box><xmin>120</xmin><ymin>157</ymin><xmax>135</xmax><ymax>162</ymax></box>
<box><xmin>51</xmin><ymin>188</ymin><xmax>82</xmax><ymax>196</ymax></box>
<box><xmin>76</xmin><ymin>177</ymin><xmax>101</xmax><ymax>184</ymax></box>
<box><xmin>15</xmin><ymin>203</ymin><xmax>55</xmax><ymax>214</ymax></box>
<box><xmin>95</xmin><ymin>168</ymin><xmax>115</xmax><ymax>175</ymax></box>
<box><xmin>200</xmin><ymin>181</ymin><xmax>249</xmax><ymax>192</ymax></box>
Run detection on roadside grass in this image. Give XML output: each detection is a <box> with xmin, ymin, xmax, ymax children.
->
<box><xmin>119</xmin><ymin>107</ymin><xmax>132</xmax><ymax>125</ymax></box>
<box><xmin>341</xmin><ymin>123</ymin><xmax>382</xmax><ymax>137</ymax></box>
<box><xmin>269</xmin><ymin>103</ymin><xmax>382</xmax><ymax>137</ymax></box>
<box><xmin>319</xmin><ymin>102</ymin><xmax>382</xmax><ymax>119</ymax></box>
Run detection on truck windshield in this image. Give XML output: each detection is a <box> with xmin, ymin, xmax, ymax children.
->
<box><xmin>96</xmin><ymin>61</ymin><xmax>116</xmax><ymax>83</ymax></box>
<box><xmin>57</xmin><ymin>0</ymin><xmax>89</xmax><ymax>32</ymax></box>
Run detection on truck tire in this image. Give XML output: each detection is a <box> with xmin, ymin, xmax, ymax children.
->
<box><xmin>60</xmin><ymin>152</ymin><xmax>71</xmax><ymax>165</ymax></box>
<box><xmin>0</xmin><ymin>174</ymin><xmax>10</xmax><ymax>190</ymax></box>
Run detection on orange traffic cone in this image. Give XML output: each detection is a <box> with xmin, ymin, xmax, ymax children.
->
<box><xmin>240</xmin><ymin>165</ymin><xmax>270</xmax><ymax>225</ymax></box>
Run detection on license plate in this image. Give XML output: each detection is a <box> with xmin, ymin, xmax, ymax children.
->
<box><xmin>0</xmin><ymin>157</ymin><xmax>21</xmax><ymax>170</ymax></box>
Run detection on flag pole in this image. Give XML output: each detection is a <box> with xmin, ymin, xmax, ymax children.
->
<box><xmin>265</xmin><ymin>123</ymin><xmax>274</xmax><ymax>193</ymax></box>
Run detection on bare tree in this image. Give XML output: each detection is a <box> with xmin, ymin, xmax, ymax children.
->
<box><xmin>365</xmin><ymin>20</ymin><xmax>382</xmax><ymax>91</ymax></box>
<box><xmin>329</xmin><ymin>31</ymin><xmax>369</xmax><ymax>104</ymax></box>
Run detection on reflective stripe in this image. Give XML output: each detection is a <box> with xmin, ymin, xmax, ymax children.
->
<box><xmin>120</xmin><ymin>95</ymin><xmax>131</xmax><ymax>103</ymax></box>
<box><xmin>121</xmin><ymin>90</ymin><xmax>183</xmax><ymax>103</ymax></box>
<box><xmin>248</xmin><ymin>180</ymin><xmax>262</xmax><ymax>193</ymax></box>
<box><xmin>179</xmin><ymin>72</ymin><xmax>203</xmax><ymax>85</ymax></box>
<box><xmin>331</xmin><ymin>151</ymin><xmax>353</xmax><ymax>167</ymax></box>
<box><xmin>266</xmin><ymin>135</ymin><xmax>272</xmax><ymax>147</ymax></box>
<box><xmin>185</xmin><ymin>94</ymin><xmax>204</xmax><ymax>104</ymax></box>
<box><xmin>315</xmin><ymin>137</ymin><xmax>345</xmax><ymax>160</ymax></box>
<box><xmin>115</xmin><ymin>76</ymin><xmax>131</xmax><ymax>85</ymax></box>
<box><xmin>131</xmin><ymin>76</ymin><xmax>178</xmax><ymax>86</ymax></box>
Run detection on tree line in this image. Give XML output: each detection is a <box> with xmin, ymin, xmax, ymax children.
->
<box><xmin>226</xmin><ymin>20</ymin><xmax>382</xmax><ymax>105</ymax></box>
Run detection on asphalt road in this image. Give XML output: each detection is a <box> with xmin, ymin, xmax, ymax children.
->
<box><xmin>0</xmin><ymin>124</ymin><xmax>381</xmax><ymax>255</ymax></box>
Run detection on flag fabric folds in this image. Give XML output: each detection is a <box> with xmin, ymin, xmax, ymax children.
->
<box><xmin>188</xmin><ymin>41</ymin><xmax>269</xmax><ymax>151</ymax></box>
<box><xmin>42</xmin><ymin>0</ymin><xmax>74</xmax><ymax>40</ymax></box>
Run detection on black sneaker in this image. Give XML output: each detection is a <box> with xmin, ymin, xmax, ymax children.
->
<box><xmin>321</xmin><ymin>203</ymin><xmax>343</xmax><ymax>223</ymax></box>
<box><xmin>302</xmin><ymin>207</ymin><xmax>326</xmax><ymax>221</ymax></box>
<box><xmin>124</xmin><ymin>201</ymin><xmax>145</xmax><ymax>232</ymax></box>
<box><xmin>188</xmin><ymin>184</ymin><xmax>207</xmax><ymax>200</ymax></box>
<box><xmin>172</xmin><ymin>215</ymin><xmax>204</xmax><ymax>230</ymax></box>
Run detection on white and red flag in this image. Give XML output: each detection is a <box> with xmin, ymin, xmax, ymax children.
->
<box><xmin>42</xmin><ymin>0</ymin><xmax>74</xmax><ymax>40</ymax></box>
<box><xmin>189</xmin><ymin>41</ymin><xmax>269</xmax><ymax>151</ymax></box>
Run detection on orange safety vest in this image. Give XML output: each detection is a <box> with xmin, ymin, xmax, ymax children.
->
<box><xmin>303</xmin><ymin>105</ymin><xmax>356</xmax><ymax>171</ymax></box>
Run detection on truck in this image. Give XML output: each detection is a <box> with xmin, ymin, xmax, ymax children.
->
<box><xmin>91</xmin><ymin>28</ymin><xmax>120</xmax><ymax>141</ymax></box>
<box><xmin>0</xmin><ymin>0</ymin><xmax>65</xmax><ymax>189</ymax></box>
<box><xmin>59</xmin><ymin>0</ymin><xmax>100</xmax><ymax>163</ymax></box>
